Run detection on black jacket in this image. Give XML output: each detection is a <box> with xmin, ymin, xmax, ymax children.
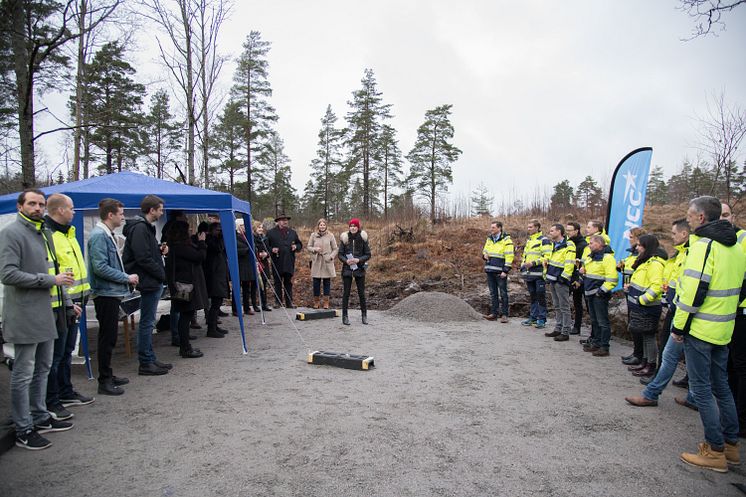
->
<box><xmin>236</xmin><ymin>232</ymin><xmax>255</xmax><ymax>282</ymax></box>
<box><xmin>569</xmin><ymin>234</ymin><xmax>587</xmax><ymax>283</ymax></box>
<box><xmin>204</xmin><ymin>234</ymin><xmax>230</xmax><ymax>298</ymax></box>
<box><xmin>122</xmin><ymin>216</ymin><xmax>166</xmax><ymax>291</ymax></box>
<box><xmin>338</xmin><ymin>230</ymin><xmax>371</xmax><ymax>277</ymax></box>
<box><xmin>166</xmin><ymin>240</ymin><xmax>208</xmax><ymax>311</ymax></box>
<box><xmin>266</xmin><ymin>226</ymin><xmax>302</xmax><ymax>275</ymax></box>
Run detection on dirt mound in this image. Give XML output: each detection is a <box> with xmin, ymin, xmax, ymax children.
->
<box><xmin>386</xmin><ymin>291</ymin><xmax>483</xmax><ymax>322</ymax></box>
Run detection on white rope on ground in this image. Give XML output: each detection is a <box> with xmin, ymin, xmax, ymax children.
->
<box><xmin>246</xmin><ymin>221</ymin><xmax>312</xmax><ymax>353</ymax></box>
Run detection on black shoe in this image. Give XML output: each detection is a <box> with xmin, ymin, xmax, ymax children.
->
<box><xmin>621</xmin><ymin>353</ymin><xmax>635</xmax><ymax>361</ymax></box>
<box><xmin>216</xmin><ymin>319</ymin><xmax>223</xmax><ymax>325</ymax></box>
<box><xmin>639</xmin><ymin>376</ymin><xmax>653</xmax><ymax>386</ymax></box>
<box><xmin>553</xmin><ymin>334</ymin><xmax>569</xmax><ymax>342</ymax></box>
<box><xmin>216</xmin><ymin>326</ymin><xmax>229</xmax><ymax>335</ymax></box>
<box><xmin>112</xmin><ymin>376</ymin><xmax>129</xmax><ymax>386</ymax></box>
<box><xmin>60</xmin><ymin>392</ymin><xmax>95</xmax><ymax>407</ymax></box>
<box><xmin>342</xmin><ymin>315</ymin><xmax>350</xmax><ymax>326</ymax></box>
<box><xmin>218</xmin><ymin>309</ymin><xmax>229</xmax><ymax>317</ymax></box>
<box><xmin>253</xmin><ymin>306</ymin><xmax>262</xmax><ymax>312</ymax></box>
<box><xmin>48</xmin><ymin>403</ymin><xmax>74</xmax><ymax>421</ymax></box>
<box><xmin>569</xmin><ymin>328</ymin><xmax>581</xmax><ymax>335</ymax></box>
<box><xmin>362</xmin><ymin>312</ymin><xmax>368</xmax><ymax>325</ymax></box>
<box><xmin>138</xmin><ymin>363</ymin><xmax>169</xmax><ymax>376</ymax></box>
<box><xmin>190</xmin><ymin>322</ymin><xmax>202</xmax><ymax>330</ymax></box>
<box><xmin>206</xmin><ymin>330</ymin><xmax>225</xmax><ymax>338</ymax></box>
<box><xmin>35</xmin><ymin>416</ymin><xmax>74</xmax><ymax>434</ymax></box>
<box><xmin>180</xmin><ymin>348</ymin><xmax>204</xmax><ymax>358</ymax></box>
<box><xmin>98</xmin><ymin>382</ymin><xmax>124</xmax><ymax>396</ymax></box>
<box><xmin>545</xmin><ymin>330</ymin><xmax>561</xmax><ymax>338</ymax></box>
<box><xmin>15</xmin><ymin>430</ymin><xmax>52</xmax><ymax>450</ymax></box>
<box><xmin>622</xmin><ymin>356</ymin><xmax>643</xmax><ymax>366</ymax></box>
<box><xmin>189</xmin><ymin>334</ymin><xmax>197</xmax><ymax>340</ymax></box>
<box><xmin>579</xmin><ymin>338</ymin><xmax>590</xmax><ymax>345</ymax></box>
<box><xmin>153</xmin><ymin>360</ymin><xmax>173</xmax><ymax>370</ymax></box>
<box><xmin>171</xmin><ymin>340</ymin><xmax>180</xmax><ymax>347</ymax></box>
<box><xmin>672</xmin><ymin>375</ymin><xmax>689</xmax><ymax>389</ymax></box>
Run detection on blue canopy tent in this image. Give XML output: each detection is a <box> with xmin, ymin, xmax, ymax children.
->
<box><xmin>0</xmin><ymin>171</ymin><xmax>255</xmax><ymax>378</ymax></box>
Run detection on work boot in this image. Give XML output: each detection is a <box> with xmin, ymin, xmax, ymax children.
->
<box><xmin>313</xmin><ymin>297</ymin><xmax>321</xmax><ymax>310</ymax></box>
<box><xmin>628</xmin><ymin>360</ymin><xmax>648</xmax><ymax>372</ymax></box>
<box><xmin>724</xmin><ymin>441</ymin><xmax>741</xmax><ymax>465</ymax></box>
<box><xmin>632</xmin><ymin>363</ymin><xmax>656</xmax><ymax>377</ymax></box>
<box><xmin>362</xmin><ymin>310</ymin><xmax>368</xmax><ymax>325</ymax></box>
<box><xmin>322</xmin><ymin>296</ymin><xmax>330</xmax><ymax>309</ymax></box>
<box><xmin>680</xmin><ymin>443</ymin><xmax>728</xmax><ymax>473</ymax></box>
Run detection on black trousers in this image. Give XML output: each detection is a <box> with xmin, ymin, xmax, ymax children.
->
<box><xmin>94</xmin><ymin>296</ymin><xmax>121</xmax><ymax>384</ymax></box>
<box><xmin>728</xmin><ymin>313</ymin><xmax>746</xmax><ymax>432</ymax></box>
<box><xmin>342</xmin><ymin>275</ymin><xmax>366</xmax><ymax>314</ymax></box>
<box><xmin>273</xmin><ymin>272</ymin><xmax>293</xmax><ymax>307</ymax></box>
<box><xmin>571</xmin><ymin>284</ymin><xmax>585</xmax><ymax>331</ymax></box>
<box><xmin>207</xmin><ymin>296</ymin><xmax>224</xmax><ymax>331</ymax></box>
<box><xmin>232</xmin><ymin>281</ymin><xmax>257</xmax><ymax>313</ymax></box>
<box><xmin>178</xmin><ymin>310</ymin><xmax>195</xmax><ymax>353</ymax></box>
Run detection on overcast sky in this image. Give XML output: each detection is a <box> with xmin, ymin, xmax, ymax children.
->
<box><xmin>37</xmin><ymin>0</ymin><xmax>746</xmax><ymax>207</ymax></box>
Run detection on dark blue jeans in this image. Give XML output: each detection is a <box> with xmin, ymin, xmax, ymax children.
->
<box><xmin>685</xmin><ymin>334</ymin><xmax>739</xmax><ymax>449</ymax></box>
<box><xmin>46</xmin><ymin>312</ymin><xmax>78</xmax><ymax>406</ymax></box>
<box><xmin>526</xmin><ymin>278</ymin><xmax>546</xmax><ymax>321</ymax></box>
<box><xmin>138</xmin><ymin>289</ymin><xmax>161</xmax><ymax>365</ymax></box>
<box><xmin>312</xmin><ymin>278</ymin><xmax>331</xmax><ymax>297</ymax></box>
<box><xmin>587</xmin><ymin>295</ymin><xmax>611</xmax><ymax>349</ymax></box>
<box><xmin>486</xmin><ymin>272</ymin><xmax>509</xmax><ymax>316</ymax></box>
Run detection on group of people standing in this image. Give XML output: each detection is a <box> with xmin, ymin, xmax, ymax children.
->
<box><xmin>234</xmin><ymin>215</ymin><xmax>372</xmax><ymax>326</ymax></box>
<box><xmin>481</xmin><ymin>196</ymin><xmax>745</xmax><ymax>473</ymax></box>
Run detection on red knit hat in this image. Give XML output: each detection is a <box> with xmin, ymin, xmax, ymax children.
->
<box><xmin>348</xmin><ymin>218</ymin><xmax>361</xmax><ymax>229</ymax></box>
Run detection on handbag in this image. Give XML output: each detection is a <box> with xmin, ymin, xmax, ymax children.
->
<box><xmin>170</xmin><ymin>253</ymin><xmax>194</xmax><ymax>302</ymax></box>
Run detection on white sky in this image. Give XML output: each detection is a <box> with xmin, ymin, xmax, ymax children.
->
<box><xmin>36</xmin><ymin>0</ymin><xmax>746</xmax><ymax>206</ymax></box>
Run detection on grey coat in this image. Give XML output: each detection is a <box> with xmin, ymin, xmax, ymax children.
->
<box><xmin>0</xmin><ymin>214</ymin><xmax>60</xmax><ymax>344</ymax></box>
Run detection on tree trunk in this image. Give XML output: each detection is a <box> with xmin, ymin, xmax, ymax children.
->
<box><xmin>245</xmin><ymin>65</ymin><xmax>253</xmax><ymax>203</ymax></box>
<box><xmin>10</xmin><ymin>0</ymin><xmax>35</xmax><ymax>187</ymax></box>
<box><xmin>72</xmin><ymin>0</ymin><xmax>88</xmax><ymax>181</ymax></box>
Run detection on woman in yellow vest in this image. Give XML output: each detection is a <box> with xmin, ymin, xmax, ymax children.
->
<box><xmin>625</xmin><ymin>235</ymin><xmax>666</xmax><ymax>378</ymax></box>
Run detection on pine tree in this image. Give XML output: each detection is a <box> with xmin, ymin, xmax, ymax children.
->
<box><xmin>378</xmin><ymin>124</ymin><xmax>404</xmax><ymax>219</ymax></box>
<box><xmin>142</xmin><ymin>89</ymin><xmax>182</xmax><ymax>180</ymax></box>
<box><xmin>308</xmin><ymin>105</ymin><xmax>345</xmax><ymax>219</ymax></box>
<box><xmin>646</xmin><ymin>166</ymin><xmax>668</xmax><ymax>205</ymax></box>
<box><xmin>211</xmin><ymin>99</ymin><xmax>245</xmax><ymax>193</ymax></box>
<box><xmin>256</xmin><ymin>132</ymin><xmax>294</xmax><ymax>218</ymax></box>
<box><xmin>82</xmin><ymin>41</ymin><xmax>145</xmax><ymax>174</ymax></box>
<box><xmin>471</xmin><ymin>182</ymin><xmax>493</xmax><ymax>216</ymax></box>
<box><xmin>575</xmin><ymin>176</ymin><xmax>603</xmax><ymax>214</ymax></box>
<box><xmin>231</xmin><ymin>31</ymin><xmax>277</xmax><ymax>203</ymax></box>
<box><xmin>550</xmin><ymin>180</ymin><xmax>574</xmax><ymax>211</ymax></box>
<box><xmin>407</xmin><ymin>104</ymin><xmax>462</xmax><ymax>221</ymax></box>
<box><xmin>345</xmin><ymin>68</ymin><xmax>392</xmax><ymax>217</ymax></box>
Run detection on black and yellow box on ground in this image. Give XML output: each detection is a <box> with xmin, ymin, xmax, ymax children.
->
<box><xmin>307</xmin><ymin>351</ymin><xmax>375</xmax><ymax>371</ymax></box>
<box><xmin>296</xmin><ymin>310</ymin><xmax>341</xmax><ymax>321</ymax></box>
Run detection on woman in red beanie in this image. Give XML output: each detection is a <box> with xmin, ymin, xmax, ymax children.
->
<box><xmin>337</xmin><ymin>218</ymin><xmax>371</xmax><ymax>325</ymax></box>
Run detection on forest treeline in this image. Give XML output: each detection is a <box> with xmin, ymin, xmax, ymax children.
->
<box><xmin>0</xmin><ymin>1</ymin><xmax>744</xmax><ymax>224</ymax></box>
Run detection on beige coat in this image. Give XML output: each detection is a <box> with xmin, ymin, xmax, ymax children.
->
<box><xmin>307</xmin><ymin>231</ymin><xmax>338</xmax><ymax>278</ymax></box>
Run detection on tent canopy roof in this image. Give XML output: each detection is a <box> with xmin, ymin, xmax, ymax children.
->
<box><xmin>0</xmin><ymin>171</ymin><xmax>250</xmax><ymax>214</ymax></box>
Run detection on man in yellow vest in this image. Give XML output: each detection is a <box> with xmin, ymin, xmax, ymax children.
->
<box><xmin>0</xmin><ymin>190</ymin><xmax>75</xmax><ymax>450</ymax></box>
<box><xmin>721</xmin><ymin>202</ymin><xmax>746</xmax><ymax>438</ymax></box>
<box><xmin>674</xmin><ymin>196</ymin><xmax>745</xmax><ymax>472</ymax></box>
<box><xmin>520</xmin><ymin>219</ymin><xmax>551</xmax><ymax>328</ymax></box>
<box><xmin>44</xmin><ymin>194</ymin><xmax>93</xmax><ymax>421</ymax></box>
<box><xmin>482</xmin><ymin>220</ymin><xmax>514</xmax><ymax>323</ymax></box>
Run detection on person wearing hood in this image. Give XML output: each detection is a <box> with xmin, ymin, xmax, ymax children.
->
<box><xmin>623</xmin><ymin>235</ymin><xmax>667</xmax><ymax>378</ymax></box>
<box><xmin>721</xmin><ymin>202</ymin><xmax>746</xmax><ymax>438</ymax></box>
<box><xmin>673</xmin><ymin>196</ymin><xmax>745</xmax><ymax>472</ymax></box>
<box><xmin>579</xmin><ymin>235</ymin><xmax>617</xmax><ymax>356</ymax></box>
<box><xmin>122</xmin><ymin>195</ymin><xmax>171</xmax><ymax>376</ymax></box>
<box><xmin>338</xmin><ymin>218</ymin><xmax>371</xmax><ymax>325</ymax></box>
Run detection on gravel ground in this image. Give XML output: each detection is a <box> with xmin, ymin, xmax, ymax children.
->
<box><xmin>0</xmin><ymin>300</ymin><xmax>744</xmax><ymax>497</ymax></box>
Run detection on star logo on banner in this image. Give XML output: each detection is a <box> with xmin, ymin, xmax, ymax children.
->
<box><xmin>623</xmin><ymin>171</ymin><xmax>637</xmax><ymax>200</ymax></box>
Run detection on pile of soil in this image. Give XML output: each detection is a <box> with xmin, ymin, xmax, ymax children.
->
<box><xmin>385</xmin><ymin>291</ymin><xmax>483</xmax><ymax>322</ymax></box>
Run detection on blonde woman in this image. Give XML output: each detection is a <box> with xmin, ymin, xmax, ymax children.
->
<box><xmin>307</xmin><ymin>218</ymin><xmax>338</xmax><ymax>309</ymax></box>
